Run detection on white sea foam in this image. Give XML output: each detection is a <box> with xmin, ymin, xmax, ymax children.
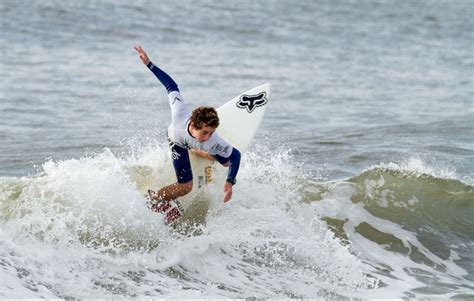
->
<box><xmin>0</xmin><ymin>146</ymin><xmax>379</xmax><ymax>298</ymax></box>
<box><xmin>364</xmin><ymin>155</ymin><xmax>460</xmax><ymax>182</ymax></box>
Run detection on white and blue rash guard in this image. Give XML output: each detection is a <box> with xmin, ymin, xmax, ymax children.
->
<box><xmin>147</xmin><ymin>61</ymin><xmax>241</xmax><ymax>184</ymax></box>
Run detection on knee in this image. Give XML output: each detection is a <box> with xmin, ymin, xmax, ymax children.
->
<box><xmin>179</xmin><ymin>181</ymin><xmax>193</xmax><ymax>195</ymax></box>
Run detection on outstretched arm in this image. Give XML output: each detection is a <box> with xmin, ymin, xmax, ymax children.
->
<box><xmin>134</xmin><ymin>45</ymin><xmax>179</xmax><ymax>93</ymax></box>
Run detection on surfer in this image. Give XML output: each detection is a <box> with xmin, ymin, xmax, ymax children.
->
<box><xmin>134</xmin><ymin>46</ymin><xmax>241</xmax><ymax>221</ymax></box>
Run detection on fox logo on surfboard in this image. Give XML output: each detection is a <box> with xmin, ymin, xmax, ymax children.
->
<box><xmin>236</xmin><ymin>92</ymin><xmax>268</xmax><ymax>113</ymax></box>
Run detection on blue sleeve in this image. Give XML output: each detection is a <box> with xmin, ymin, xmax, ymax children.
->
<box><xmin>214</xmin><ymin>148</ymin><xmax>241</xmax><ymax>184</ymax></box>
<box><xmin>146</xmin><ymin>61</ymin><xmax>179</xmax><ymax>93</ymax></box>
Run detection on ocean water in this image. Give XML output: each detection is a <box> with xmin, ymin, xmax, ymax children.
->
<box><xmin>1</xmin><ymin>0</ymin><xmax>473</xmax><ymax>298</ymax></box>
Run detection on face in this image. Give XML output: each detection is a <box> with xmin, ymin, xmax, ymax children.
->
<box><xmin>191</xmin><ymin>123</ymin><xmax>215</xmax><ymax>143</ymax></box>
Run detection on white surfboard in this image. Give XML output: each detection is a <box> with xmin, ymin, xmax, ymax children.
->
<box><xmin>179</xmin><ymin>83</ymin><xmax>270</xmax><ymax>210</ymax></box>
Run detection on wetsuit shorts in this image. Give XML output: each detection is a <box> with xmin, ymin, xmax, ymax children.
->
<box><xmin>170</xmin><ymin>143</ymin><xmax>193</xmax><ymax>184</ymax></box>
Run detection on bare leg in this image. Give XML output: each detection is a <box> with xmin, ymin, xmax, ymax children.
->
<box><xmin>150</xmin><ymin>181</ymin><xmax>193</xmax><ymax>202</ymax></box>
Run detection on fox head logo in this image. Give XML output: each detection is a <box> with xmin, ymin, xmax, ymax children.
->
<box><xmin>236</xmin><ymin>92</ymin><xmax>268</xmax><ymax>113</ymax></box>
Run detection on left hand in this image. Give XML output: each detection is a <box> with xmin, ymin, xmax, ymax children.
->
<box><xmin>190</xmin><ymin>149</ymin><xmax>216</xmax><ymax>162</ymax></box>
<box><xmin>134</xmin><ymin>45</ymin><xmax>151</xmax><ymax>65</ymax></box>
<box><xmin>223</xmin><ymin>182</ymin><xmax>233</xmax><ymax>203</ymax></box>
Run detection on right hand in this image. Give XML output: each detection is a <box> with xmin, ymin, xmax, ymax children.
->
<box><xmin>223</xmin><ymin>182</ymin><xmax>233</xmax><ymax>203</ymax></box>
<box><xmin>134</xmin><ymin>45</ymin><xmax>151</xmax><ymax>65</ymax></box>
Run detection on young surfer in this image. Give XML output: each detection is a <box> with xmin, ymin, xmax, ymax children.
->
<box><xmin>134</xmin><ymin>46</ymin><xmax>241</xmax><ymax>223</ymax></box>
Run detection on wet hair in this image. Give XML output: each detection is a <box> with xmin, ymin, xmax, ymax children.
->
<box><xmin>191</xmin><ymin>106</ymin><xmax>220</xmax><ymax>129</ymax></box>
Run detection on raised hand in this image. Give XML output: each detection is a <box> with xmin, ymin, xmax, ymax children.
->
<box><xmin>134</xmin><ymin>45</ymin><xmax>151</xmax><ymax>65</ymax></box>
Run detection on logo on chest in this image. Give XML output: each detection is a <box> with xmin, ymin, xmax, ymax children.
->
<box><xmin>211</xmin><ymin>143</ymin><xmax>229</xmax><ymax>154</ymax></box>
